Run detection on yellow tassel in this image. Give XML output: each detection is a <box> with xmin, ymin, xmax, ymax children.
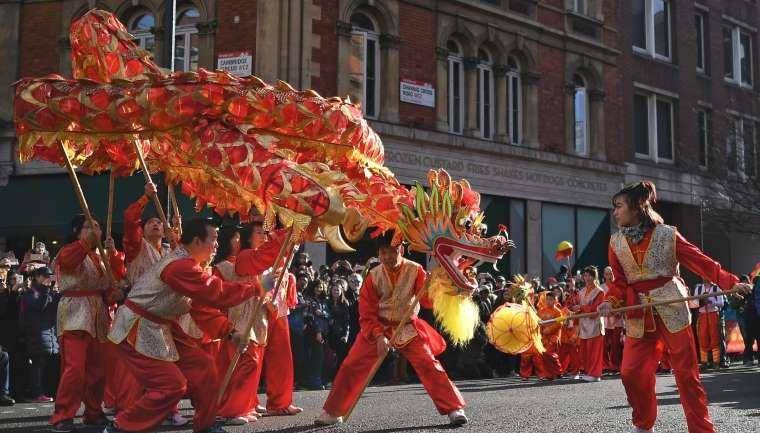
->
<box><xmin>427</xmin><ymin>269</ymin><xmax>479</xmax><ymax>346</ymax></box>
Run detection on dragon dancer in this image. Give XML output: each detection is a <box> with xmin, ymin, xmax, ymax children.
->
<box><xmin>598</xmin><ymin>181</ymin><xmax>751</xmax><ymax>433</ymax></box>
<box><xmin>315</xmin><ymin>233</ymin><xmax>467</xmax><ymax>426</ymax></box>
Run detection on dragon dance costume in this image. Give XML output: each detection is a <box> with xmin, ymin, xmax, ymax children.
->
<box><xmin>322</xmin><ymin>258</ymin><xmax>464</xmax><ymax>417</ymax></box>
<box><xmin>606</xmin><ymin>224</ymin><xmax>738</xmax><ymax>433</ymax></box>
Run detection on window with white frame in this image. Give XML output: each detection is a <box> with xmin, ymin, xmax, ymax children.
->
<box><xmin>174</xmin><ymin>7</ymin><xmax>200</xmax><ymax>72</ymax></box>
<box><xmin>128</xmin><ymin>11</ymin><xmax>156</xmax><ymax>54</ymax></box>
<box><xmin>507</xmin><ymin>57</ymin><xmax>522</xmax><ymax>145</ymax></box>
<box><xmin>727</xmin><ymin>116</ymin><xmax>757</xmax><ymax>175</ymax></box>
<box><xmin>573</xmin><ymin>75</ymin><xmax>588</xmax><ymax>156</ymax></box>
<box><xmin>632</xmin><ymin>0</ymin><xmax>671</xmax><ymax>61</ymax></box>
<box><xmin>447</xmin><ymin>40</ymin><xmax>464</xmax><ymax>134</ymax></box>
<box><xmin>476</xmin><ymin>49</ymin><xmax>494</xmax><ymax>139</ymax></box>
<box><xmin>697</xmin><ymin>109</ymin><xmax>710</xmax><ymax>168</ymax></box>
<box><xmin>573</xmin><ymin>0</ymin><xmax>590</xmax><ymax>15</ymax></box>
<box><xmin>723</xmin><ymin>25</ymin><xmax>753</xmax><ymax>87</ymax></box>
<box><xmin>633</xmin><ymin>92</ymin><xmax>674</xmax><ymax>162</ymax></box>
<box><xmin>695</xmin><ymin>13</ymin><xmax>706</xmax><ymax>72</ymax></box>
<box><xmin>348</xmin><ymin>13</ymin><xmax>380</xmax><ymax>118</ymax></box>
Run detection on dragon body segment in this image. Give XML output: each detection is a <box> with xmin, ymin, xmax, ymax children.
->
<box><xmin>13</xmin><ymin>10</ymin><xmax>510</xmax><ymax>343</ymax></box>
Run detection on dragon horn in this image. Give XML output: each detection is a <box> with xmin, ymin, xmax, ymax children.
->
<box><xmin>323</xmin><ymin>225</ymin><xmax>355</xmax><ymax>253</ymax></box>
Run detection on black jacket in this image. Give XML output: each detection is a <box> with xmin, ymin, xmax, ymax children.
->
<box><xmin>19</xmin><ymin>284</ymin><xmax>59</xmax><ymax>355</ymax></box>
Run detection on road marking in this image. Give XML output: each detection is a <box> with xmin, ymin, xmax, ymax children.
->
<box><xmin>0</xmin><ymin>410</ymin><xmax>13</xmax><ymax>413</ymax></box>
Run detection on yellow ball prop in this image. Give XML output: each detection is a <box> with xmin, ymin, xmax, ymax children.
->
<box><xmin>486</xmin><ymin>302</ymin><xmax>545</xmax><ymax>355</ymax></box>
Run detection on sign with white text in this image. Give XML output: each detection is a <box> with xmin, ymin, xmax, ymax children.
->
<box><xmin>400</xmin><ymin>79</ymin><xmax>435</xmax><ymax>107</ymax></box>
<box><xmin>217</xmin><ymin>51</ymin><xmax>253</xmax><ymax>77</ymax></box>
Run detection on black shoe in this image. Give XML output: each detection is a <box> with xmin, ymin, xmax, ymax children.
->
<box><xmin>0</xmin><ymin>394</ymin><xmax>14</xmax><ymax>406</ymax></box>
<box><xmin>198</xmin><ymin>422</ymin><xmax>230</xmax><ymax>433</ymax></box>
<box><xmin>101</xmin><ymin>421</ymin><xmax>124</xmax><ymax>433</ymax></box>
<box><xmin>51</xmin><ymin>419</ymin><xmax>75</xmax><ymax>433</ymax></box>
<box><xmin>83</xmin><ymin>415</ymin><xmax>110</xmax><ymax>427</ymax></box>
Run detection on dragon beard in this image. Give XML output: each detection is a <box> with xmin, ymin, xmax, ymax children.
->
<box><xmin>427</xmin><ymin>267</ymin><xmax>480</xmax><ymax>346</ymax></box>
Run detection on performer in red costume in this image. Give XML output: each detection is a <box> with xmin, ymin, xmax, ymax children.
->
<box><xmin>213</xmin><ymin>225</ymin><xmax>268</xmax><ymax>425</ymax></box>
<box><xmin>315</xmin><ymin>234</ymin><xmax>467</xmax><ymax>426</ymax></box>
<box><xmin>103</xmin><ymin>218</ymin><xmax>267</xmax><ymax>433</ymax></box>
<box><xmin>233</xmin><ymin>221</ymin><xmax>302</xmax><ymax>417</ymax></box>
<box><xmin>50</xmin><ymin>216</ymin><xmax>125</xmax><ymax>433</ymax></box>
<box><xmin>571</xmin><ymin>266</ymin><xmax>605</xmax><ymax>382</ymax></box>
<box><xmin>598</xmin><ymin>181</ymin><xmax>751</xmax><ymax>433</ymax></box>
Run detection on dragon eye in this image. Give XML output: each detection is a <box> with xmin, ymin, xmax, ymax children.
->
<box><xmin>462</xmin><ymin>219</ymin><xmax>473</xmax><ymax>230</ymax></box>
<box><xmin>478</xmin><ymin>224</ymin><xmax>487</xmax><ymax>235</ymax></box>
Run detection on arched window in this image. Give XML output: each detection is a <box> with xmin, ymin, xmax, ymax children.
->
<box><xmin>174</xmin><ymin>6</ymin><xmax>200</xmax><ymax>72</ymax></box>
<box><xmin>572</xmin><ymin>74</ymin><xmax>589</xmax><ymax>155</ymax></box>
<box><xmin>507</xmin><ymin>57</ymin><xmax>522</xmax><ymax>145</ymax></box>
<box><xmin>477</xmin><ymin>48</ymin><xmax>494</xmax><ymax>139</ymax></box>
<box><xmin>447</xmin><ymin>40</ymin><xmax>464</xmax><ymax>134</ymax></box>
<box><xmin>128</xmin><ymin>11</ymin><xmax>156</xmax><ymax>54</ymax></box>
<box><xmin>348</xmin><ymin>12</ymin><xmax>380</xmax><ymax>118</ymax></box>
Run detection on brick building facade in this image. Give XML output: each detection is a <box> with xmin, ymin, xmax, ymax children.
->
<box><xmin>0</xmin><ymin>0</ymin><xmax>756</xmax><ymax>277</ymax></box>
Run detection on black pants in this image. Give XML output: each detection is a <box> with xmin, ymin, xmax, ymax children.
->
<box><xmin>303</xmin><ymin>335</ymin><xmax>325</xmax><ymax>389</ymax></box>
<box><xmin>0</xmin><ymin>350</ymin><xmax>9</xmax><ymax>396</ymax></box>
<box><xmin>29</xmin><ymin>354</ymin><xmax>51</xmax><ymax>397</ymax></box>
<box><xmin>740</xmin><ymin>311</ymin><xmax>760</xmax><ymax>361</ymax></box>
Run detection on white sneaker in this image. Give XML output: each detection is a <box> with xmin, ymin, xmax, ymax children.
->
<box><xmin>314</xmin><ymin>410</ymin><xmax>343</xmax><ymax>425</ymax></box>
<box><xmin>243</xmin><ymin>412</ymin><xmax>259</xmax><ymax>423</ymax></box>
<box><xmin>447</xmin><ymin>409</ymin><xmax>468</xmax><ymax>426</ymax></box>
<box><xmin>255</xmin><ymin>404</ymin><xmax>267</xmax><ymax>415</ymax></box>
<box><xmin>573</xmin><ymin>374</ymin><xmax>582</xmax><ymax>380</ymax></box>
<box><xmin>628</xmin><ymin>427</ymin><xmax>653</xmax><ymax>433</ymax></box>
<box><xmin>582</xmin><ymin>375</ymin><xmax>602</xmax><ymax>382</ymax></box>
<box><xmin>162</xmin><ymin>413</ymin><xmax>190</xmax><ymax>426</ymax></box>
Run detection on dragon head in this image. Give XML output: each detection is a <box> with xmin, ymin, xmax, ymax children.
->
<box><xmin>398</xmin><ymin>169</ymin><xmax>513</xmax><ymax>295</ymax></box>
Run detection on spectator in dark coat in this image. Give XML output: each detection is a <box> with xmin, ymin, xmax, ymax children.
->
<box><xmin>327</xmin><ymin>278</ymin><xmax>351</xmax><ymax>372</ymax></box>
<box><xmin>19</xmin><ymin>267</ymin><xmax>59</xmax><ymax>402</ymax></box>
<box><xmin>302</xmin><ymin>280</ymin><xmax>331</xmax><ymax>390</ymax></box>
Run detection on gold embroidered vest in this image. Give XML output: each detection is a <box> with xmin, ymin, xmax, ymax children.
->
<box><xmin>126</xmin><ymin>238</ymin><xmax>169</xmax><ymax>285</ymax></box>
<box><xmin>56</xmin><ymin>253</ymin><xmax>110</xmax><ymax>340</ymax></box>
<box><xmin>369</xmin><ymin>258</ymin><xmax>422</xmax><ymax>347</ymax></box>
<box><xmin>610</xmin><ymin>224</ymin><xmax>690</xmax><ymax>338</ymax></box>
<box><xmin>108</xmin><ymin>247</ymin><xmax>193</xmax><ymax>361</ymax></box>
<box><xmin>578</xmin><ymin>286</ymin><xmax>605</xmax><ymax>339</ymax></box>
<box><xmin>215</xmin><ymin>260</ymin><xmax>268</xmax><ymax>345</ymax></box>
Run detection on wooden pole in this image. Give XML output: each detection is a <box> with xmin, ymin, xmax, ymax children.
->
<box><xmin>215</xmin><ymin>226</ymin><xmax>299</xmax><ymax>405</ymax></box>
<box><xmin>167</xmin><ymin>184</ymin><xmax>181</xmax><ymax>221</ymax></box>
<box><xmin>59</xmin><ymin>142</ymin><xmax>116</xmax><ymax>285</ymax></box>
<box><xmin>343</xmin><ymin>279</ymin><xmax>431</xmax><ymax>422</ymax></box>
<box><xmin>539</xmin><ymin>286</ymin><xmax>746</xmax><ymax>326</ymax></box>
<box><xmin>106</xmin><ymin>170</ymin><xmax>115</xmax><ymax>238</ymax></box>
<box><xmin>132</xmin><ymin>140</ymin><xmax>171</xmax><ymax>232</ymax></box>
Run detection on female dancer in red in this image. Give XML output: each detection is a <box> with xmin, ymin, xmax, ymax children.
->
<box><xmin>598</xmin><ymin>181</ymin><xmax>750</xmax><ymax>433</ymax></box>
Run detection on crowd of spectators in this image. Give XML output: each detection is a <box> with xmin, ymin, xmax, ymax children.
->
<box><xmin>1</xmin><ymin>243</ymin><xmax>759</xmax><ymax>403</ymax></box>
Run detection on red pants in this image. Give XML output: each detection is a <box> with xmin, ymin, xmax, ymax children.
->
<box><xmin>50</xmin><ymin>331</ymin><xmax>105</xmax><ymax>425</ymax></box>
<box><xmin>621</xmin><ymin>316</ymin><xmax>714</xmax><ymax>433</ymax></box>
<box><xmin>581</xmin><ymin>335</ymin><xmax>604</xmax><ymax>378</ymax></box>
<box><xmin>604</xmin><ymin>328</ymin><xmax>623</xmax><ymax>372</ymax></box>
<box><xmin>255</xmin><ymin>311</ymin><xmax>295</xmax><ymax>410</ymax></box>
<box><xmin>323</xmin><ymin>333</ymin><xmax>464</xmax><ymax>416</ymax></box>
<box><xmin>114</xmin><ymin>339</ymin><xmax>219</xmax><ymax>432</ymax></box>
<box><xmin>559</xmin><ymin>341</ymin><xmax>581</xmax><ymax>375</ymax></box>
<box><xmin>697</xmin><ymin>311</ymin><xmax>720</xmax><ymax>364</ymax></box>
<box><xmin>217</xmin><ymin>340</ymin><xmax>261</xmax><ymax>417</ymax></box>
<box><xmin>520</xmin><ymin>344</ymin><xmax>561</xmax><ymax>379</ymax></box>
<box><xmin>104</xmin><ymin>343</ymin><xmax>142</xmax><ymax>412</ymax></box>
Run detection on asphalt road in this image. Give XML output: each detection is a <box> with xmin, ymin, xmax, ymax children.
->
<box><xmin>1</xmin><ymin>366</ymin><xmax>758</xmax><ymax>433</ymax></box>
